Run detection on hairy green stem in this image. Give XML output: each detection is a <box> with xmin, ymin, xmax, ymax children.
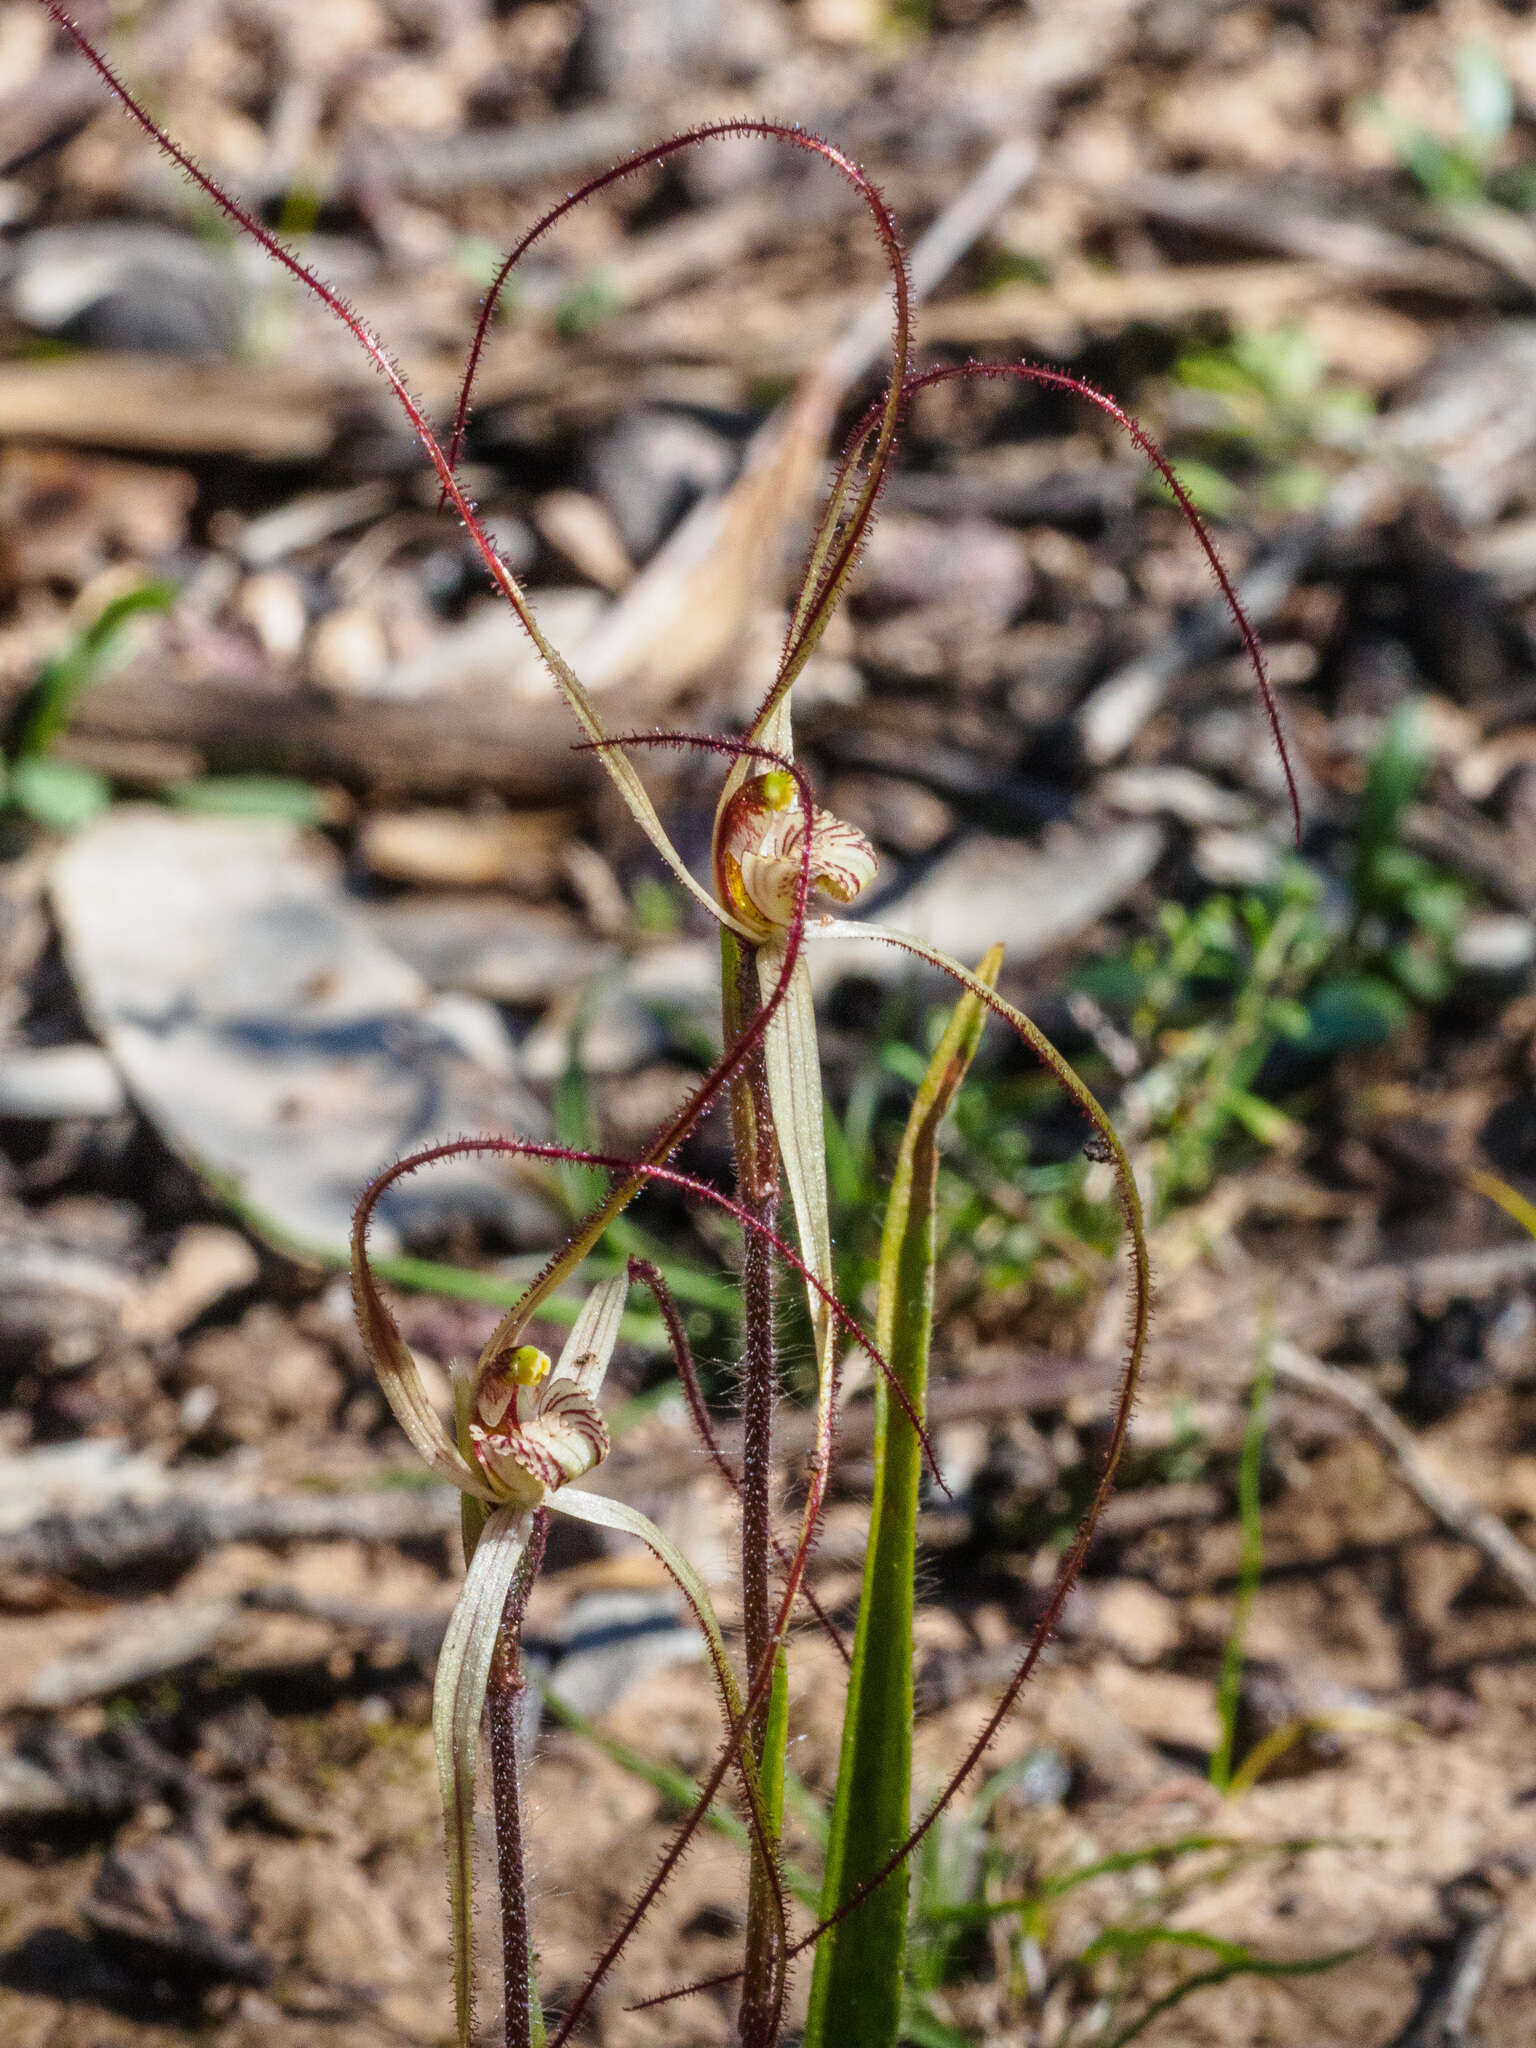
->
<box><xmin>740</xmin><ymin>1212</ymin><xmax>778</xmax><ymax>1751</ymax></box>
<box><xmin>488</xmin><ymin>1510</ymin><xmax>549</xmax><ymax>2048</ymax></box>
<box><xmin>738</xmin><ymin>1205</ymin><xmax>784</xmax><ymax>2048</ymax></box>
<box><xmin>725</xmin><ymin>930</ymin><xmax>788</xmax><ymax>2048</ymax></box>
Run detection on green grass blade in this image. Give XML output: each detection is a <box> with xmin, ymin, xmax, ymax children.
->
<box><xmin>15</xmin><ymin>578</ymin><xmax>175</xmax><ymax>761</ymax></box>
<box><xmin>1210</xmin><ymin>1309</ymin><xmax>1274</xmax><ymax>1792</ymax></box>
<box><xmin>1468</xmin><ymin>1167</ymin><xmax>1536</xmax><ymax>1240</ymax></box>
<box><xmin>805</xmin><ymin>946</ymin><xmax>1002</xmax><ymax>2048</ymax></box>
<box><xmin>1080</xmin><ymin>1923</ymin><xmax>1253</xmax><ymax>1969</ymax></box>
<box><xmin>918</xmin><ymin>1832</ymin><xmax>1369</xmax><ymax>1929</ymax></box>
<box><xmin>1099</xmin><ymin>1943</ymin><xmax>1359</xmax><ymax>2048</ymax></box>
<box><xmin>896</xmin><ymin>2000</ymin><xmax>973</xmax><ymax>2048</ymax></box>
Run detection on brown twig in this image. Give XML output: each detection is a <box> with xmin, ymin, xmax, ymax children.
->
<box><xmin>1271</xmin><ymin>1340</ymin><xmax>1536</xmax><ymax>1607</ymax></box>
<box><xmin>1390</xmin><ymin>1875</ymin><xmax>1506</xmax><ymax>2048</ymax></box>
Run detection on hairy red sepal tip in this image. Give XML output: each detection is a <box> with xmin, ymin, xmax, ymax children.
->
<box><xmin>447</xmin><ymin>120</ymin><xmax>909</xmax><ymax>487</ymax></box>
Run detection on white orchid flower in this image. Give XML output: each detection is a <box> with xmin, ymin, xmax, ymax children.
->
<box><xmin>349</xmin><ymin>1202</ymin><xmax>774</xmax><ymax>2048</ymax></box>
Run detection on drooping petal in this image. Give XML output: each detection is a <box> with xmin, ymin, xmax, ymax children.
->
<box><xmin>433</xmin><ymin>1505</ymin><xmax>531</xmax><ymax>2048</ymax></box>
<box><xmin>553</xmin><ymin>1487</ymin><xmax>783</xmax><ymax>1948</ymax></box>
<box><xmin>351</xmin><ymin>1200</ymin><xmax>497</xmax><ymax>1501</ymax></box>
<box><xmin>549</xmin><ymin>1494</ymin><xmax>789</xmax><ymax>2033</ymax></box>
<box><xmin>585</xmin><ymin>719</ymin><xmax>754</xmax><ymax>938</ymax></box>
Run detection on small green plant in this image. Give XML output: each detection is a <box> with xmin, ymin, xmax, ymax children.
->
<box><xmin>1363</xmin><ymin>41</ymin><xmax>1536</xmax><ymax>210</ymax></box>
<box><xmin>1209</xmin><ymin>1319</ymin><xmax>1273</xmax><ymax>1794</ymax></box>
<box><xmin>824</xmin><ymin>1000</ymin><xmax>1122</xmax><ymax>1334</ymax></box>
<box><xmin>2</xmin><ymin>579</ymin><xmax>173</xmax><ymax>829</ymax></box>
<box><xmin>1067</xmin><ymin>701</ymin><xmax>1469</xmax><ymax>1215</ymax></box>
<box><xmin>7</xmin><ymin>580</ymin><xmax>332</xmax><ymax>832</ymax></box>
<box><xmin>1304</xmin><ymin>698</ymin><xmax>1467</xmax><ymax>1054</ymax></box>
<box><xmin>902</xmin><ymin>1804</ymin><xmax>1356</xmax><ymax>2046</ymax></box>
<box><xmin>163</xmin><ymin>773</ymin><xmax>331</xmax><ymax>822</ymax></box>
<box><xmin>1167</xmin><ymin>324</ymin><xmax>1372</xmax><ymax>514</ymax></box>
<box><xmin>1076</xmin><ymin>865</ymin><xmax>1328</xmax><ymax>1214</ymax></box>
<box><xmin>1347</xmin><ymin>698</ymin><xmax>1466</xmax><ymax>1001</ymax></box>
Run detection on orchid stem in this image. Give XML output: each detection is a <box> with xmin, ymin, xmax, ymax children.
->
<box><xmin>738</xmin><ymin>1195</ymin><xmax>784</xmax><ymax>2048</ymax></box>
<box><xmin>488</xmin><ymin>1509</ymin><xmax>550</xmax><ymax>2048</ymax></box>
<box><xmin>725</xmin><ymin>931</ymin><xmax>787</xmax><ymax>2048</ymax></box>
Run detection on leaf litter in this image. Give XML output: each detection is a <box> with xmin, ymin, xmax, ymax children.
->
<box><xmin>3</xmin><ymin>0</ymin><xmax>1536</xmax><ymax>2043</ymax></box>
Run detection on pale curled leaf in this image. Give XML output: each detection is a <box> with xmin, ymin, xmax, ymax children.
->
<box><xmin>757</xmin><ymin>943</ymin><xmax>836</xmax><ymax>1387</ymax></box>
<box><xmin>433</xmin><ymin>1505</ymin><xmax>532</xmax><ymax>2048</ymax></box>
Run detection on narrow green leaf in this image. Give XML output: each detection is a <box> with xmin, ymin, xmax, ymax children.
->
<box><xmin>897</xmin><ymin>2000</ymin><xmax>974</xmax><ymax>2048</ymax></box>
<box><xmin>16</xmin><ymin>578</ymin><xmax>175</xmax><ymax>760</ymax></box>
<box><xmin>432</xmin><ymin>1506</ymin><xmax>531</xmax><ymax>2048</ymax></box>
<box><xmin>805</xmin><ymin>946</ymin><xmax>1002</xmax><ymax>2048</ymax></box>
<box><xmin>165</xmin><ymin>774</ymin><xmax>328</xmax><ymax>822</ymax></box>
<box><xmin>1468</xmin><ymin>1166</ymin><xmax>1536</xmax><ymax>1241</ymax></box>
<box><xmin>1080</xmin><ymin>1923</ymin><xmax>1253</xmax><ymax>1969</ymax></box>
<box><xmin>919</xmin><ymin>1831</ymin><xmax>1366</xmax><ymax>1929</ymax></box>
<box><xmin>1210</xmin><ymin>1317</ymin><xmax>1273</xmax><ymax>1793</ymax></box>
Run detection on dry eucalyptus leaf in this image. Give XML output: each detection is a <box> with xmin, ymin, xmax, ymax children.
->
<box><xmin>52</xmin><ymin>808</ymin><xmax>556</xmax><ymax>1254</ymax></box>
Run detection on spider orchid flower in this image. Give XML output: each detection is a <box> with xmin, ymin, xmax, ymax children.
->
<box><xmin>714</xmin><ymin>770</ymin><xmax>879</xmax><ymax>940</ymax></box>
<box><xmin>465</xmin><ymin>1334</ymin><xmax>610</xmax><ymax>1509</ymax></box>
<box><xmin>350</xmin><ymin>1184</ymin><xmax>772</xmax><ymax>2048</ymax></box>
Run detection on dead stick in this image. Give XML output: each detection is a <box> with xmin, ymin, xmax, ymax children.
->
<box><xmin>1271</xmin><ymin>1340</ymin><xmax>1536</xmax><ymax>1607</ymax></box>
